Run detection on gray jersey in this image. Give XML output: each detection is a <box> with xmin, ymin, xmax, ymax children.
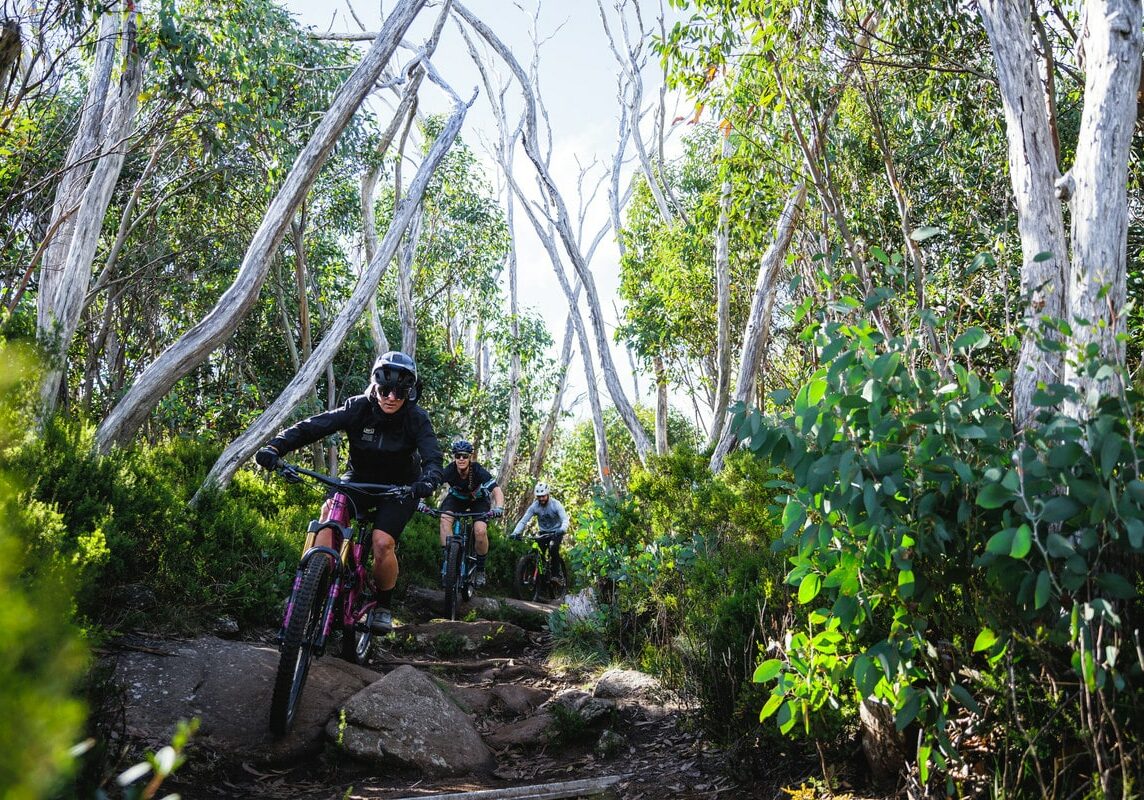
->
<box><xmin>512</xmin><ymin>497</ymin><xmax>569</xmax><ymax>536</ymax></box>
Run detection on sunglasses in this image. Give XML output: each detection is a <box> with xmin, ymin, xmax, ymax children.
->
<box><xmin>453</xmin><ymin>453</ymin><xmax>470</xmax><ymax>460</ymax></box>
<box><xmin>377</xmin><ymin>383</ymin><xmax>409</xmax><ymax>400</ymax></box>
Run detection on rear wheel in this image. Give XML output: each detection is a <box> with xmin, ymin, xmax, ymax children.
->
<box><xmin>443</xmin><ymin>539</ymin><xmax>462</xmax><ymax>620</ymax></box>
<box><xmin>514</xmin><ymin>552</ymin><xmax>540</xmax><ymax>601</ymax></box>
<box><xmin>339</xmin><ymin>601</ymin><xmax>372</xmax><ymax>664</ymax></box>
<box><xmin>270</xmin><ymin>556</ymin><xmax>329</xmax><ymax>735</ymax></box>
<box><xmin>545</xmin><ymin>553</ymin><xmax>568</xmax><ymax>601</ymax></box>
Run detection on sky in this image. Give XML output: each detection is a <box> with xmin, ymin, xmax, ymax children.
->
<box><xmin>279</xmin><ymin>0</ymin><xmax>690</xmax><ymax>425</ymax></box>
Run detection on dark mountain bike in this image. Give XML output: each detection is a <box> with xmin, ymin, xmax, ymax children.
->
<box><xmin>513</xmin><ymin>532</ymin><xmax>568</xmax><ymax>602</ymax></box>
<box><xmin>418</xmin><ymin>505</ymin><xmax>494</xmax><ymax>621</ymax></box>
<box><xmin>269</xmin><ymin>461</ymin><xmax>410</xmax><ymax>735</ymax></box>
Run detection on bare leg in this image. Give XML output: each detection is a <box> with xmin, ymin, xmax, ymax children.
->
<box><xmin>474</xmin><ymin>521</ymin><xmax>489</xmax><ymax>556</ymax></box>
<box><xmin>371</xmin><ymin>529</ymin><xmax>398</xmax><ymax>591</ymax></box>
<box><xmin>439</xmin><ymin>514</ymin><xmax>453</xmax><ymax>547</ymax></box>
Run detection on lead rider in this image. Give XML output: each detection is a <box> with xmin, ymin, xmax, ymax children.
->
<box><xmin>254</xmin><ymin>351</ymin><xmax>444</xmax><ymax>633</ymax></box>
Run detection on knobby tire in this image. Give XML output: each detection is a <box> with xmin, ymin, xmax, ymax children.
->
<box><xmin>270</xmin><ymin>555</ymin><xmax>330</xmax><ymax>735</ymax></box>
<box><xmin>514</xmin><ymin>551</ymin><xmax>540</xmax><ymax>601</ymax></box>
<box><xmin>340</xmin><ymin>595</ymin><xmax>372</xmax><ymax>665</ymax></box>
<box><xmin>444</xmin><ymin>539</ymin><xmax>462</xmax><ymax>621</ymax></box>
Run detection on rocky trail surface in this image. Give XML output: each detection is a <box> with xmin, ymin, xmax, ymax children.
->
<box><xmin>101</xmin><ymin>586</ymin><xmax>756</xmax><ymax>799</ymax></box>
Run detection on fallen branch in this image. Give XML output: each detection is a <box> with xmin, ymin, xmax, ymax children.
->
<box><xmin>379</xmin><ymin>774</ymin><xmax>623</xmax><ymax>800</ymax></box>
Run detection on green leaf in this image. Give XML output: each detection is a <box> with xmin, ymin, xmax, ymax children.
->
<box><xmin>910</xmin><ymin>226</ymin><xmax>941</xmax><ymax>242</ymax></box>
<box><xmin>977</xmin><ymin>483</ymin><xmax>1014</xmax><ymax>509</ymax></box>
<box><xmin>753</xmin><ymin>659</ymin><xmax>784</xmax><ymax>683</ymax></box>
<box><xmin>1010</xmin><ymin>524</ymin><xmax>1033</xmax><ymax>559</ymax></box>
<box><xmin>759</xmin><ymin>693</ymin><xmax>783</xmax><ymax>721</ymax></box>
<box><xmin>1034</xmin><ymin>570</ymin><xmax>1052</xmax><ymax>609</ymax></box>
<box><xmin>1041</xmin><ymin>496</ymin><xmax>1082</xmax><ymax>523</ymax></box>
<box><xmin>1096</xmin><ymin>573</ymin><xmax>1137</xmax><ymax>599</ymax></box>
<box><xmin>1032</xmin><ymin>250</ymin><xmax>1055</xmax><ymax>262</ymax></box>
<box><xmin>973</xmin><ymin>628</ymin><xmax>998</xmax><ymax>652</ymax></box>
<box><xmin>1100</xmin><ymin>433</ymin><xmax>1122</xmax><ymax>478</ymax></box>
<box><xmin>894</xmin><ymin>690</ymin><xmax>921</xmax><ymax>731</ymax></box>
<box><xmin>985</xmin><ymin>529</ymin><xmax>1015</xmax><ymax>555</ymax></box>
<box><xmin>952</xmin><ymin>327</ymin><xmax>988</xmax><ymax>352</ymax></box>
<box><xmin>1046</xmin><ymin>532</ymin><xmax>1076</xmax><ymax>558</ymax></box>
<box><xmin>950</xmin><ymin>683</ymin><xmax>981</xmax><ymax>714</ymax></box>
<box><xmin>1126</xmin><ymin>517</ymin><xmax>1144</xmax><ymax>549</ymax></box>
<box><xmin>798</xmin><ymin>572</ymin><xmax>822</xmax><ymax>604</ymax></box>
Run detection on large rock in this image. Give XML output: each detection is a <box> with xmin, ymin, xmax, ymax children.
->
<box><xmin>112</xmin><ymin>635</ymin><xmax>380</xmax><ymax>763</ymax></box>
<box><xmin>592</xmin><ymin>668</ymin><xmax>663</xmax><ymax>703</ymax></box>
<box><xmin>330</xmin><ymin>664</ymin><xmax>495</xmax><ymax>776</ymax></box>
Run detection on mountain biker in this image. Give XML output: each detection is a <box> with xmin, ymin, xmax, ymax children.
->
<box><xmin>254</xmin><ymin>351</ymin><xmax>443</xmax><ymax>633</ymax></box>
<box><xmin>510</xmin><ymin>482</ymin><xmax>570</xmax><ymax>559</ymax></box>
<box><xmin>435</xmin><ymin>439</ymin><xmax>505</xmax><ymax>587</ymax></box>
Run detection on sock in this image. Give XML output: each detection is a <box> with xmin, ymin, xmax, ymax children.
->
<box><xmin>378</xmin><ymin>589</ymin><xmax>392</xmax><ymax>608</ymax></box>
<box><xmin>475</xmin><ymin>554</ymin><xmax>486</xmax><ymax>570</ymax></box>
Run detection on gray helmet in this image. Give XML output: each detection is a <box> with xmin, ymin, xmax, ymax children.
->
<box><xmin>534</xmin><ymin>481</ymin><xmax>550</xmax><ymax>497</ymax></box>
<box><xmin>371</xmin><ymin>351</ymin><xmax>418</xmax><ymax>400</ymax></box>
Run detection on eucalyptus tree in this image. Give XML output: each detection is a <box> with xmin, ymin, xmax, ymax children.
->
<box><xmin>95</xmin><ymin>0</ymin><xmax>429</xmax><ymax>451</ymax></box>
<box><xmin>197</xmin><ymin>93</ymin><xmax>472</xmax><ymax>497</ymax></box>
<box><xmin>35</xmin><ymin>2</ymin><xmax>143</xmax><ymax>416</ymax></box>
<box><xmin>980</xmin><ymin>0</ymin><xmax>1141</xmax><ymax>427</ymax></box>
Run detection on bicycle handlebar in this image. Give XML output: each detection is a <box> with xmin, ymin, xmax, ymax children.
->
<box><xmin>276</xmin><ymin>462</ymin><xmax>411</xmax><ymax>497</ymax></box>
<box><xmin>417</xmin><ymin>504</ymin><xmax>498</xmax><ymax>521</ymax></box>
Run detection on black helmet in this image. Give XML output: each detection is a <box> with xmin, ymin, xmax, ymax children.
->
<box><xmin>452</xmin><ymin>439</ymin><xmax>474</xmax><ymax>456</ymax></box>
<box><xmin>371</xmin><ymin>351</ymin><xmax>418</xmax><ymax>400</ymax></box>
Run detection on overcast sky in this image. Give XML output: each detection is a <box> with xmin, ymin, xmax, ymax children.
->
<box><xmin>280</xmin><ymin>0</ymin><xmax>691</xmax><ymax>427</ymax></box>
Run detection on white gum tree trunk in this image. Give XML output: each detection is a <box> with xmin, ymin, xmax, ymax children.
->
<box><xmin>194</xmin><ymin>95</ymin><xmax>470</xmax><ymax>498</ymax></box>
<box><xmin>95</xmin><ymin>0</ymin><xmax>427</xmax><ymax>451</ymax></box>
<box><xmin>709</xmin><ymin>183</ymin><xmax>807</xmax><ymax>473</ymax></box>
<box><xmin>456</xmin><ymin>1</ymin><xmax>653</xmax><ymax>464</ymax></box>
<box><xmin>37</xmin><ymin>7</ymin><xmax>119</xmax><ymax>339</ymax></box>
<box><xmin>978</xmin><ymin>0</ymin><xmax>1071</xmax><ymax>428</ymax></box>
<box><xmin>1063</xmin><ymin>1</ymin><xmax>1141</xmax><ymax>412</ymax></box>
<box><xmin>705</xmin><ymin>131</ymin><xmax>735</xmax><ymax>452</ymax></box>
<box><xmin>38</xmin><ymin>8</ymin><xmax>142</xmax><ymax>417</ymax></box>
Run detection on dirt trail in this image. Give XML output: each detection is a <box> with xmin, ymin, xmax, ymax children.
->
<box><xmin>149</xmin><ymin>585</ymin><xmax>750</xmax><ymax>800</ymax></box>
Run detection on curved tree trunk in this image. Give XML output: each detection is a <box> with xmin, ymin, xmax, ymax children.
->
<box><xmin>456</xmin><ymin>1</ymin><xmax>652</xmax><ymax>464</ymax></box>
<box><xmin>709</xmin><ymin>182</ymin><xmax>807</xmax><ymax>473</ymax></box>
<box><xmin>96</xmin><ymin>0</ymin><xmax>427</xmax><ymax>452</ymax></box>
<box><xmin>194</xmin><ymin>95</ymin><xmax>470</xmax><ymax>499</ymax></box>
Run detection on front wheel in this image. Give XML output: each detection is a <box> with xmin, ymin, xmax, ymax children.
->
<box><xmin>514</xmin><ymin>552</ymin><xmax>540</xmax><ymax>601</ymax></box>
<box><xmin>270</xmin><ymin>556</ymin><xmax>329</xmax><ymax>735</ymax></box>
<box><xmin>443</xmin><ymin>540</ymin><xmax>463</xmax><ymax>621</ymax></box>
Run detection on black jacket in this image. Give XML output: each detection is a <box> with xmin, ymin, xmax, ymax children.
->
<box><xmin>269</xmin><ymin>395</ymin><xmax>443</xmax><ymax>487</ymax></box>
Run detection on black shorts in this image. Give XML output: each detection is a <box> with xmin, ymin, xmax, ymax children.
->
<box><xmin>329</xmin><ymin>486</ymin><xmax>418</xmax><ymax>542</ymax></box>
<box><xmin>440</xmin><ymin>494</ymin><xmax>491</xmax><ymax>515</ymax></box>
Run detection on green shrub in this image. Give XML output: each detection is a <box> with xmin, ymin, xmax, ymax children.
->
<box><xmin>0</xmin><ymin>344</ymin><xmax>87</xmax><ymax>798</ymax></box>
<box><xmin>746</xmin><ymin>314</ymin><xmax>1144</xmax><ymax>796</ymax></box>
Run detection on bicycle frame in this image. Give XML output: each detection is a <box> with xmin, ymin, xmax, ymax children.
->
<box><xmin>276</xmin><ymin>464</ymin><xmax>408</xmax><ymax>653</ymax></box>
<box><xmin>420</xmin><ymin>506</ymin><xmax>492</xmax><ymax>619</ymax></box>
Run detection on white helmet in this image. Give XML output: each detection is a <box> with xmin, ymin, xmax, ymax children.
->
<box><xmin>534</xmin><ymin>481</ymin><xmax>550</xmax><ymax>497</ymax></box>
